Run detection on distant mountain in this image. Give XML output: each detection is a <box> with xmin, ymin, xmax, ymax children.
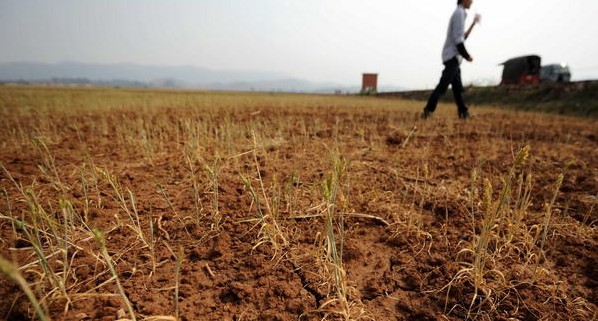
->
<box><xmin>0</xmin><ymin>61</ymin><xmax>393</xmax><ymax>93</ymax></box>
<box><xmin>0</xmin><ymin>61</ymin><xmax>291</xmax><ymax>84</ymax></box>
<box><xmin>202</xmin><ymin>78</ymin><xmax>337</xmax><ymax>92</ymax></box>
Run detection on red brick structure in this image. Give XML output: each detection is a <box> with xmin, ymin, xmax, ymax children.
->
<box><xmin>361</xmin><ymin>73</ymin><xmax>378</xmax><ymax>93</ymax></box>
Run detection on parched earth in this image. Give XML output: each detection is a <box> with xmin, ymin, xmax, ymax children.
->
<box><xmin>0</xmin><ymin>87</ymin><xmax>596</xmax><ymax>321</ymax></box>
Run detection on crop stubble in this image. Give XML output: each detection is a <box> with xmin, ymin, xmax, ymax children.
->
<box><xmin>0</xmin><ymin>86</ymin><xmax>596</xmax><ymax>321</ymax></box>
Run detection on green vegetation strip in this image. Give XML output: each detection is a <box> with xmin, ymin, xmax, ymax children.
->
<box><xmin>377</xmin><ymin>81</ymin><xmax>598</xmax><ymax>118</ymax></box>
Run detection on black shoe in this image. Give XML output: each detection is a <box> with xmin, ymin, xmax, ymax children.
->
<box><xmin>459</xmin><ymin>111</ymin><xmax>470</xmax><ymax>119</ymax></box>
<box><xmin>422</xmin><ymin>109</ymin><xmax>432</xmax><ymax>119</ymax></box>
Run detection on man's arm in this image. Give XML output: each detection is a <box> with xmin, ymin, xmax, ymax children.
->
<box><xmin>457</xmin><ymin>43</ymin><xmax>473</xmax><ymax>61</ymax></box>
<box><xmin>465</xmin><ymin>21</ymin><xmax>475</xmax><ymax>39</ymax></box>
<box><xmin>451</xmin><ymin>9</ymin><xmax>471</xmax><ymax>61</ymax></box>
<box><xmin>465</xmin><ymin>14</ymin><xmax>481</xmax><ymax>40</ymax></box>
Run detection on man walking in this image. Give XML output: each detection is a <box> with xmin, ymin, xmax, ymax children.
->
<box><xmin>423</xmin><ymin>0</ymin><xmax>479</xmax><ymax>119</ymax></box>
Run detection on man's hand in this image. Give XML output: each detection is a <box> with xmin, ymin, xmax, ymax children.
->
<box><xmin>474</xmin><ymin>13</ymin><xmax>482</xmax><ymax>25</ymax></box>
<box><xmin>466</xmin><ymin>56</ymin><xmax>474</xmax><ymax>62</ymax></box>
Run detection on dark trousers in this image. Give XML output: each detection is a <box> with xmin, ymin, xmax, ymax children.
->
<box><xmin>424</xmin><ymin>57</ymin><xmax>468</xmax><ymax>116</ymax></box>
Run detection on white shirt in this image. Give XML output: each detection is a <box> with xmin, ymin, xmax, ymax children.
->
<box><xmin>441</xmin><ymin>5</ymin><xmax>467</xmax><ymax>63</ymax></box>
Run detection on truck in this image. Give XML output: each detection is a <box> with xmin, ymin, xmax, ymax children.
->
<box><xmin>500</xmin><ymin>55</ymin><xmax>542</xmax><ymax>85</ymax></box>
<box><xmin>500</xmin><ymin>55</ymin><xmax>572</xmax><ymax>85</ymax></box>
<box><xmin>540</xmin><ymin>64</ymin><xmax>571</xmax><ymax>83</ymax></box>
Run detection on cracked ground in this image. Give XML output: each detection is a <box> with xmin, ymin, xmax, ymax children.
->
<box><xmin>1</xmin><ymin>87</ymin><xmax>596</xmax><ymax>320</ymax></box>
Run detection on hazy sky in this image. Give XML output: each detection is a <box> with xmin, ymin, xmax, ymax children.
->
<box><xmin>1</xmin><ymin>0</ymin><xmax>597</xmax><ymax>89</ymax></box>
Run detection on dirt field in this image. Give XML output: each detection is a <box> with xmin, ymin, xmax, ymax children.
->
<box><xmin>0</xmin><ymin>86</ymin><xmax>596</xmax><ymax>321</ymax></box>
